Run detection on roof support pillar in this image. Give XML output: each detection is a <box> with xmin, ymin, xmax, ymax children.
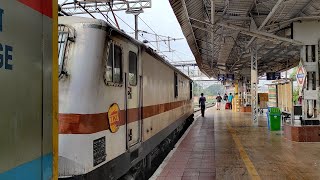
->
<box><xmin>299</xmin><ymin>45</ymin><xmax>320</xmax><ymax>122</ymax></box>
<box><xmin>211</xmin><ymin>0</ymin><xmax>215</xmax><ymax>69</ymax></box>
<box><xmin>251</xmin><ymin>43</ymin><xmax>258</xmax><ymax>125</ymax></box>
<box><xmin>232</xmin><ymin>82</ymin><xmax>240</xmax><ymax>112</ymax></box>
<box><xmin>292</xmin><ymin>20</ymin><xmax>320</xmax><ymax>124</ymax></box>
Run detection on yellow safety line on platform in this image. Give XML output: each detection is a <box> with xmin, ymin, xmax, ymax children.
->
<box><xmin>226</xmin><ymin>123</ymin><xmax>261</xmax><ymax>180</ymax></box>
<box><xmin>52</xmin><ymin>0</ymin><xmax>59</xmax><ymax>179</ymax></box>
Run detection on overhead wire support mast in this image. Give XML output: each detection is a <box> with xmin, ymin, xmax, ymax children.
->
<box><xmin>60</xmin><ymin>0</ymin><xmax>152</xmax><ymax>15</ymax></box>
<box><xmin>59</xmin><ymin>0</ymin><xmax>152</xmax><ymax>36</ymax></box>
<box><xmin>108</xmin><ymin>2</ymin><xmax>120</xmax><ymax>29</ymax></box>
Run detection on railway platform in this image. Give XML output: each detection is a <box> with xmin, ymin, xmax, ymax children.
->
<box><xmin>151</xmin><ymin>107</ymin><xmax>320</xmax><ymax>180</ymax></box>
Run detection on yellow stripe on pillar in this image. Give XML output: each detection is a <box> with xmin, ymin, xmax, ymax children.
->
<box><xmin>233</xmin><ymin>82</ymin><xmax>239</xmax><ymax>112</ymax></box>
<box><xmin>52</xmin><ymin>0</ymin><xmax>59</xmax><ymax>179</ymax></box>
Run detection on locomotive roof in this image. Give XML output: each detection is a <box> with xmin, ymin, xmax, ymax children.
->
<box><xmin>59</xmin><ymin>16</ymin><xmax>192</xmax><ymax>81</ymax></box>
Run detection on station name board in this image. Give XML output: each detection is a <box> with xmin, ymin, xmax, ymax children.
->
<box><xmin>0</xmin><ymin>7</ymin><xmax>13</xmax><ymax>70</ymax></box>
<box><xmin>266</xmin><ymin>72</ymin><xmax>280</xmax><ymax>80</ymax></box>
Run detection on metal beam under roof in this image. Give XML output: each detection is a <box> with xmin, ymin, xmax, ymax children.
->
<box><xmin>170</xmin><ymin>0</ymin><xmax>320</xmax><ymax>78</ymax></box>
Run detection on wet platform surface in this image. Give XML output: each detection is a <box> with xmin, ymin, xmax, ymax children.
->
<box><xmin>151</xmin><ymin>107</ymin><xmax>320</xmax><ymax>180</ymax></box>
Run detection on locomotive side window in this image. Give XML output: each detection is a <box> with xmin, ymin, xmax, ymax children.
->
<box><xmin>106</xmin><ymin>43</ymin><xmax>123</xmax><ymax>84</ymax></box>
<box><xmin>114</xmin><ymin>45</ymin><xmax>122</xmax><ymax>83</ymax></box>
<box><xmin>174</xmin><ymin>73</ymin><xmax>178</xmax><ymax>98</ymax></box>
<box><xmin>129</xmin><ymin>51</ymin><xmax>137</xmax><ymax>86</ymax></box>
<box><xmin>106</xmin><ymin>44</ymin><xmax>113</xmax><ymax>82</ymax></box>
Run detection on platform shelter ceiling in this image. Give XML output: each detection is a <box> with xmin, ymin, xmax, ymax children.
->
<box><xmin>170</xmin><ymin>0</ymin><xmax>320</xmax><ymax>78</ymax></box>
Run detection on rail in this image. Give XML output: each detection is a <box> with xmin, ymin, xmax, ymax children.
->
<box><xmin>194</xmin><ymin>102</ymin><xmax>216</xmax><ymax>112</ymax></box>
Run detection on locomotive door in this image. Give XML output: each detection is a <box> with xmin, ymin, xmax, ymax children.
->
<box><xmin>126</xmin><ymin>48</ymin><xmax>141</xmax><ymax>148</ymax></box>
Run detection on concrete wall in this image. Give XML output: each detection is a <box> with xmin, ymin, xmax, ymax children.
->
<box><xmin>0</xmin><ymin>1</ymin><xmax>56</xmax><ymax>179</ymax></box>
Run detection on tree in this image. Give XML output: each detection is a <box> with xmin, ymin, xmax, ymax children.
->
<box><xmin>193</xmin><ymin>82</ymin><xmax>204</xmax><ymax>96</ymax></box>
<box><xmin>290</xmin><ymin>66</ymin><xmax>299</xmax><ymax>104</ymax></box>
<box><xmin>290</xmin><ymin>67</ymin><xmax>298</xmax><ymax>81</ymax></box>
<box><xmin>203</xmin><ymin>84</ymin><xmax>224</xmax><ymax>96</ymax></box>
<box><xmin>293</xmin><ymin>87</ymin><xmax>300</xmax><ymax>104</ymax></box>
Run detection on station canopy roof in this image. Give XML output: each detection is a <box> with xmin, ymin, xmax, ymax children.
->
<box><xmin>170</xmin><ymin>0</ymin><xmax>320</xmax><ymax>78</ymax></box>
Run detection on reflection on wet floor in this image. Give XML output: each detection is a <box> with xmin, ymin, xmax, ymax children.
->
<box><xmin>152</xmin><ymin>107</ymin><xmax>320</xmax><ymax>180</ymax></box>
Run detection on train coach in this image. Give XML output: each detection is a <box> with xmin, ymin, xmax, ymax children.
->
<box><xmin>58</xmin><ymin>16</ymin><xmax>194</xmax><ymax>179</ymax></box>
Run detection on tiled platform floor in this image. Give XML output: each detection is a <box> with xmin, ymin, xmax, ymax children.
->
<box><xmin>151</xmin><ymin>107</ymin><xmax>320</xmax><ymax>180</ymax></box>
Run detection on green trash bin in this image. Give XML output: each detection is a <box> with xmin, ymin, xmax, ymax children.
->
<box><xmin>269</xmin><ymin>107</ymin><xmax>281</xmax><ymax>131</ymax></box>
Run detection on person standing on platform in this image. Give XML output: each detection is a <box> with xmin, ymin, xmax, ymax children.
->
<box><xmin>298</xmin><ymin>96</ymin><xmax>302</xmax><ymax>105</ymax></box>
<box><xmin>216</xmin><ymin>93</ymin><xmax>222</xmax><ymax>110</ymax></box>
<box><xmin>228</xmin><ymin>93</ymin><xmax>234</xmax><ymax>109</ymax></box>
<box><xmin>224</xmin><ymin>93</ymin><xmax>228</xmax><ymax>102</ymax></box>
<box><xmin>199</xmin><ymin>93</ymin><xmax>206</xmax><ymax>117</ymax></box>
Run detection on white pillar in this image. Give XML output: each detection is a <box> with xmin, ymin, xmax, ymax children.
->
<box><xmin>293</xmin><ymin>20</ymin><xmax>320</xmax><ymax>123</ymax></box>
<box><xmin>251</xmin><ymin>44</ymin><xmax>258</xmax><ymax>125</ymax></box>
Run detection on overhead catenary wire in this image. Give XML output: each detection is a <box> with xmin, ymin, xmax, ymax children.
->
<box><xmin>58</xmin><ymin>0</ymin><xmax>178</xmax><ymax>61</ymax></box>
<box><xmin>113</xmin><ymin>15</ymin><xmax>158</xmax><ymax>50</ymax></box>
<box><xmin>108</xmin><ymin>2</ymin><xmax>120</xmax><ymax>29</ymax></box>
<box><xmin>112</xmin><ymin>12</ymin><xmax>173</xmax><ymax>61</ymax></box>
<box><xmin>136</xmin><ymin>30</ymin><xmax>191</xmax><ymax>59</ymax></box>
<box><xmin>59</xmin><ymin>1</ymin><xmax>191</xmax><ymax>63</ymax></box>
<box><xmin>128</xmin><ymin>31</ymin><xmax>187</xmax><ymax>61</ymax></box>
<box><xmin>96</xmin><ymin>7</ymin><xmax>111</xmax><ymax>24</ymax></box>
<box><xmin>138</xmin><ymin>16</ymin><xmax>193</xmax><ymax>62</ymax></box>
<box><xmin>138</xmin><ymin>16</ymin><xmax>190</xmax><ymax>61</ymax></box>
<box><xmin>138</xmin><ymin>16</ymin><xmax>168</xmax><ymax>46</ymax></box>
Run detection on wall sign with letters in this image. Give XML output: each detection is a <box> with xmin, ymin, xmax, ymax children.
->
<box><xmin>0</xmin><ymin>8</ymin><xmax>3</xmax><ymax>32</ymax></box>
<box><xmin>0</xmin><ymin>7</ymin><xmax>13</xmax><ymax>70</ymax></box>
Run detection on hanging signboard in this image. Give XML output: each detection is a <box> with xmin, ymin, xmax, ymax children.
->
<box><xmin>218</xmin><ymin>74</ymin><xmax>225</xmax><ymax>81</ymax></box>
<box><xmin>266</xmin><ymin>72</ymin><xmax>281</xmax><ymax>80</ymax></box>
<box><xmin>226</xmin><ymin>74</ymin><xmax>234</xmax><ymax>81</ymax></box>
<box><xmin>296</xmin><ymin>64</ymin><xmax>306</xmax><ymax>87</ymax></box>
<box><xmin>275</xmin><ymin>72</ymin><xmax>281</xmax><ymax>79</ymax></box>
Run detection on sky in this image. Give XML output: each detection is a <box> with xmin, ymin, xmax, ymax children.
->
<box><xmin>58</xmin><ymin>0</ymin><xmax>195</xmax><ymax>63</ymax></box>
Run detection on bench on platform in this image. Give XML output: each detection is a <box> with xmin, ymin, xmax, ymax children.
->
<box><xmin>281</xmin><ymin>111</ymin><xmax>291</xmax><ymax>124</ymax></box>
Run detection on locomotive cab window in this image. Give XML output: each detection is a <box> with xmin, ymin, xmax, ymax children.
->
<box><xmin>174</xmin><ymin>73</ymin><xmax>178</xmax><ymax>98</ymax></box>
<box><xmin>129</xmin><ymin>51</ymin><xmax>137</xmax><ymax>86</ymax></box>
<box><xmin>106</xmin><ymin>43</ymin><xmax>123</xmax><ymax>84</ymax></box>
